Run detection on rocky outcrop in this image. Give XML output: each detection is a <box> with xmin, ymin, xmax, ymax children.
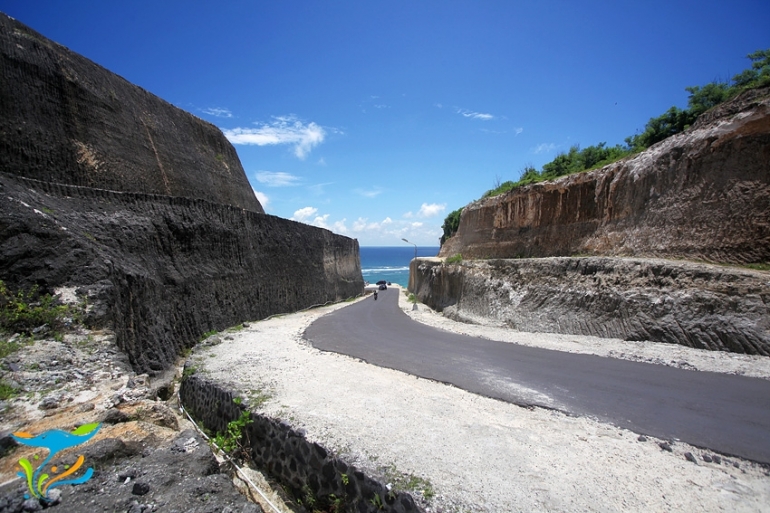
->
<box><xmin>439</xmin><ymin>86</ymin><xmax>770</xmax><ymax>265</ymax></box>
<box><xmin>0</xmin><ymin>13</ymin><xmax>364</xmax><ymax>374</ymax></box>
<box><xmin>411</xmin><ymin>257</ymin><xmax>770</xmax><ymax>355</ymax></box>
<box><xmin>0</xmin><ymin>13</ymin><xmax>261</xmax><ymax>213</ymax></box>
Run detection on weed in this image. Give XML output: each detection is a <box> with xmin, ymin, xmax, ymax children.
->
<box><xmin>407</xmin><ymin>293</ymin><xmax>417</xmax><ymax>303</ymax></box>
<box><xmin>745</xmin><ymin>262</ymin><xmax>770</xmax><ymax>271</ymax></box>
<box><xmin>200</xmin><ymin>329</ymin><xmax>218</xmax><ymax>341</ymax></box>
<box><xmin>340</xmin><ymin>473</ymin><xmax>349</xmax><ymax>486</ymax></box>
<box><xmin>369</xmin><ymin>493</ymin><xmax>384</xmax><ymax>510</ymax></box>
<box><xmin>215</xmin><ymin>153</ymin><xmax>225</xmax><ymax>162</ymax></box>
<box><xmin>0</xmin><ymin>335</ymin><xmax>31</xmax><ymax>360</ymax></box>
<box><xmin>445</xmin><ymin>253</ymin><xmax>463</xmax><ymax>264</ymax></box>
<box><xmin>0</xmin><ymin>281</ymin><xmax>77</xmax><ymax>343</ymax></box>
<box><xmin>213</xmin><ymin>406</ymin><xmax>252</xmax><ymax>459</ymax></box>
<box><xmin>381</xmin><ymin>464</ymin><xmax>435</xmax><ymax>501</ymax></box>
<box><xmin>0</xmin><ymin>380</ymin><xmax>18</xmax><ymax>400</ymax></box>
<box><xmin>247</xmin><ymin>387</ymin><xmax>273</xmax><ymax>408</ymax></box>
<box><xmin>182</xmin><ymin>365</ymin><xmax>197</xmax><ymax>379</ymax></box>
<box><xmin>41</xmin><ymin>207</ymin><xmax>54</xmax><ymax>215</ymax></box>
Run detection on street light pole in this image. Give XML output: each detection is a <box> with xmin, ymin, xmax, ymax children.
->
<box><xmin>401</xmin><ymin>238</ymin><xmax>417</xmax><ymax>261</ymax></box>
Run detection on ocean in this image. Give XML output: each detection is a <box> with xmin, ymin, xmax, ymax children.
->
<box><xmin>360</xmin><ymin>246</ymin><xmax>440</xmax><ymax>287</ymax></box>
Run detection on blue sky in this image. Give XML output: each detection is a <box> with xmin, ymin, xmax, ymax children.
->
<box><xmin>3</xmin><ymin>1</ymin><xmax>768</xmax><ymax>246</ymax></box>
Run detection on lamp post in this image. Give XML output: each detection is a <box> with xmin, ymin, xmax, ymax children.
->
<box><xmin>401</xmin><ymin>238</ymin><xmax>417</xmax><ymax>261</ymax></box>
<box><xmin>402</xmin><ymin>238</ymin><xmax>418</xmax><ymax>298</ymax></box>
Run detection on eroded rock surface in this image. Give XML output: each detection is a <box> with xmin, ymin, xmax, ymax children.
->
<box><xmin>440</xmin><ymin>86</ymin><xmax>770</xmax><ymax>265</ymax></box>
<box><xmin>411</xmin><ymin>257</ymin><xmax>770</xmax><ymax>355</ymax></box>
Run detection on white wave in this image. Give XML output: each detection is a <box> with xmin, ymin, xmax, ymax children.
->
<box><xmin>362</xmin><ymin>266</ymin><xmax>409</xmax><ymax>274</ymax></box>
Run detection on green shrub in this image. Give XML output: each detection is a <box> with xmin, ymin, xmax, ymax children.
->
<box><xmin>0</xmin><ymin>281</ymin><xmax>74</xmax><ymax>338</ymax></box>
<box><xmin>446</xmin><ymin>254</ymin><xmax>463</xmax><ymax>264</ymax></box>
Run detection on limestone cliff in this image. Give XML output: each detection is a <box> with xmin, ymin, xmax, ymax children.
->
<box><xmin>417</xmin><ymin>85</ymin><xmax>770</xmax><ymax>355</ymax></box>
<box><xmin>0</xmin><ymin>13</ymin><xmax>363</xmax><ymax>373</ymax></box>
<box><xmin>440</xmin><ymin>85</ymin><xmax>770</xmax><ymax>264</ymax></box>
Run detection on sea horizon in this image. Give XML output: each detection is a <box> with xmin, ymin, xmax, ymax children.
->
<box><xmin>359</xmin><ymin>245</ymin><xmax>440</xmax><ymax>287</ymax></box>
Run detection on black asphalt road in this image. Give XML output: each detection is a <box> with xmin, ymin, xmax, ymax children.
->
<box><xmin>304</xmin><ymin>288</ymin><xmax>770</xmax><ymax>464</ymax></box>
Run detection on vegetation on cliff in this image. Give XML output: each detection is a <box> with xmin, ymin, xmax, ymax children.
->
<box><xmin>441</xmin><ymin>49</ymin><xmax>770</xmax><ymax>242</ymax></box>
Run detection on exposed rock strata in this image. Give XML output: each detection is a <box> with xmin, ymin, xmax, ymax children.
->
<box><xmin>0</xmin><ymin>13</ymin><xmax>364</xmax><ymax>374</ymax></box>
<box><xmin>440</xmin><ymin>86</ymin><xmax>770</xmax><ymax>265</ymax></box>
<box><xmin>0</xmin><ymin>173</ymin><xmax>362</xmax><ymax>373</ymax></box>
<box><xmin>411</xmin><ymin>257</ymin><xmax>770</xmax><ymax>355</ymax></box>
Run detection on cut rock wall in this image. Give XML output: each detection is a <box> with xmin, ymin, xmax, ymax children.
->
<box><xmin>0</xmin><ymin>13</ymin><xmax>364</xmax><ymax>374</ymax></box>
<box><xmin>0</xmin><ymin>13</ymin><xmax>262</xmax><ymax>213</ymax></box>
<box><xmin>411</xmin><ymin>257</ymin><xmax>770</xmax><ymax>355</ymax></box>
<box><xmin>0</xmin><ymin>173</ymin><xmax>363</xmax><ymax>373</ymax></box>
<box><xmin>440</xmin><ymin>86</ymin><xmax>770</xmax><ymax>265</ymax></box>
<box><xmin>179</xmin><ymin>374</ymin><xmax>422</xmax><ymax>513</ymax></box>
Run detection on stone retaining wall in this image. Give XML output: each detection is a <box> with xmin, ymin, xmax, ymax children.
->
<box><xmin>179</xmin><ymin>373</ymin><xmax>422</xmax><ymax>513</ymax></box>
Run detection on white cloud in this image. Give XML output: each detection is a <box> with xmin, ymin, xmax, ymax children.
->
<box><xmin>253</xmin><ymin>189</ymin><xmax>269</xmax><ymax>209</ymax></box>
<box><xmin>534</xmin><ymin>143</ymin><xmax>557</xmax><ymax>154</ymax></box>
<box><xmin>291</xmin><ymin>206</ymin><xmax>318</xmax><ymax>222</ymax></box>
<box><xmin>515</xmin><ymin>127</ymin><xmax>524</xmax><ymax>135</ymax></box>
<box><xmin>201</xmin><ymin>107</ymin><xmax>233</xmax><ymax>118</ymax></box>
<box><xmin>417</xmin><ymin>203</ymin><xmax>446</xmax><ymax>218</ymax></box>
<box><xmin>311</xmin><ymin>214</ymin><xmax>330</xmax><ymax>229</ymax></box>
<box><xmin>355</xmin><ymin>187</ymin><xmax>383</xmax><ymax>198</ymax></box>
<box><xmin>255</xmin><ymin>171</ymin><xmax>301</xmax><ymax>187</ymax></box>
<box><xmin>353</xmin><ymin>217</ymin><xmax>368</xmax><ymax>231</ymax></box>
<box><xmin>223</xmin><ymin>115</ymin><xmax>326</xmax><ymax>159</ymax></box>
<box><xmin>457</xmin><ymin>108</ymin><xmax>494</xmax><ymax>120</ymax></box>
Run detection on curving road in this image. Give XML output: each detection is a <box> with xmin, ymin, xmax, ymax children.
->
<box><xmin>304</xmin><ymin>287</ymin><xmax>770</xmax><ymax>464</ymax></box>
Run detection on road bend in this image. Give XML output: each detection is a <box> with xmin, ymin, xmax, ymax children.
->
<box><xmin>304</xmin><ymin>287</ymin><xmax>770</xmax><ymax>464</ymax></box>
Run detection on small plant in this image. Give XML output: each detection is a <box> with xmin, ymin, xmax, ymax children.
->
<box><xmin>407</xmin><ymin>293</ymin><xmax>417</xmax><ymax>303</ymax></box>
<box><xmin>745</xmin><ymin>262</ymin><xmax>770</xmax><ymax>271</ymax></box>
<box><xmin>215</xmin><ymin>153</ymin><xmax>225</xmax><ymax>162</ymax></box>
<box><xmin>200</xmin><ymin>329</ymin><xmax>218</xmax><ymax>341</ymax></box>
<box><xmin>340</xmin><ymin>473</ymin><xmax>349</xmax><ymax>486</ymax></box>
<box><xmin>213</xmin><ymin>406</ymin><xmax>253</xmax><ymax>458</ymax></box>
<box><xmin>0</xmin><ymin>380</ymin><xmax>19</xmax><ymax>400</ymax></box>
<box><xmin>0</xmin><ymin>281</ymin><xmax>76</xmax><ymax>342</ymax></box>
<box><xmin>247</xmin><ymin>387</ymin><xmax>273</xmax><ymax>408</ymax></box>
<box><xmin>369</xmin><ymin>493</ymin><xmax>384</xmax><ymax>510</ymax></box>
<box><xmin>182</xmin><ymin>365</ymin><xmax>197</xmax><ymax>379</ymax></box>
<box><xmin>445</xmin><ymin>253</ymin><xmax>463</xmax><ymax>264</ymax></box>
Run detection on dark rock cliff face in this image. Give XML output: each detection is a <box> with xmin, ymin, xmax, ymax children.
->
<box><xmin>439</xmin><ymin>86</ymin><xmax>770</xmax><ymax>265</ymax></box>
<box><xmin>411</xmin><ymin>257</ymin><xmax>770</xmax><ymax>355</ymax></box>
<box><xmin>0</xmin><ymin>13</ymin><xmax>262</xmax><ymax>213</ymax></box>
<box><xmin>0</xmin><ymin>14</ymin><xmax>363</xmax><ymax>373</ymax></box>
